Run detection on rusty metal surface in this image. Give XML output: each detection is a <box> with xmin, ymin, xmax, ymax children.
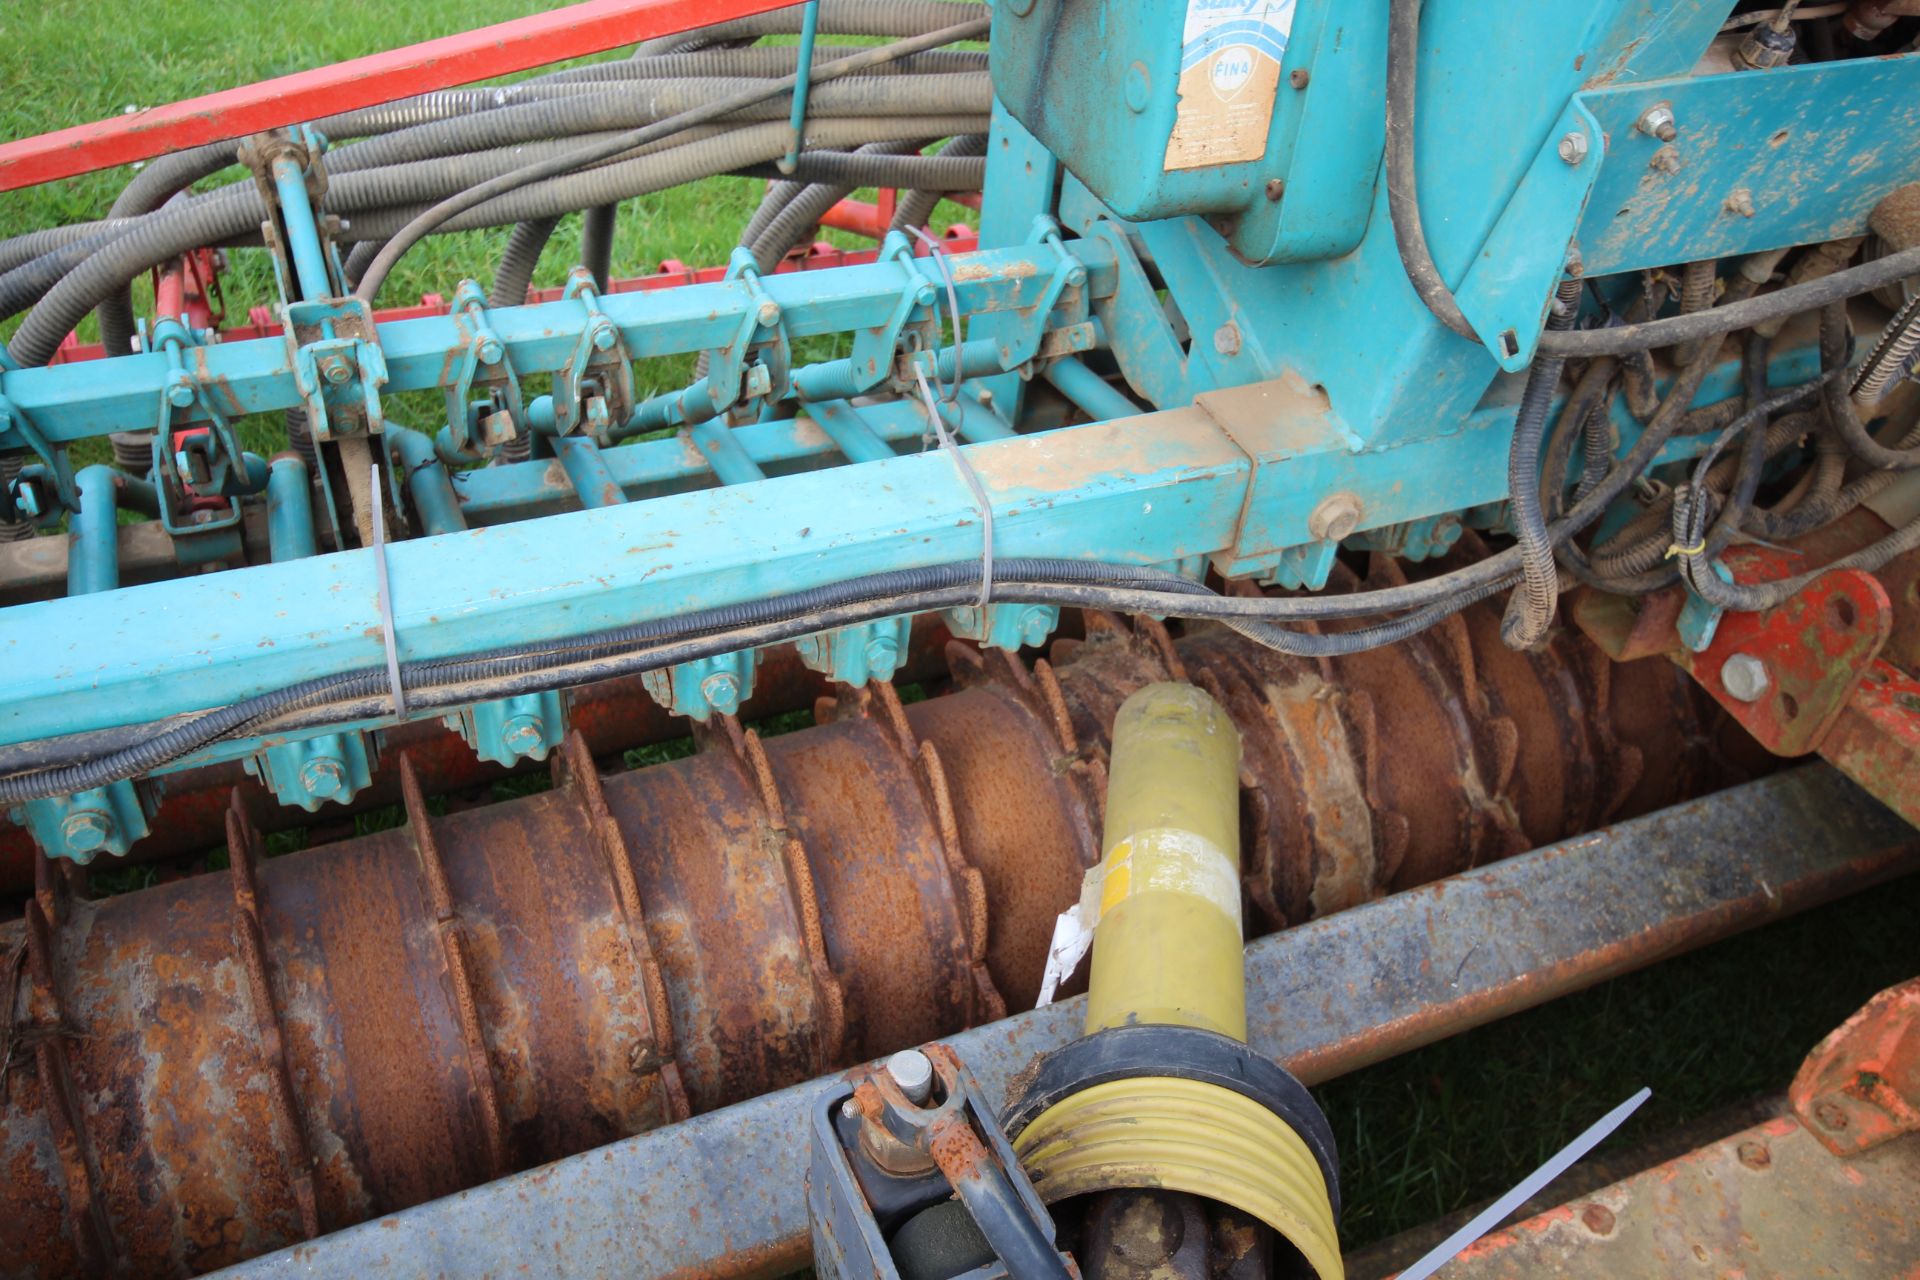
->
<box><xmin>210</xmin><ymin>765</ymin><xmax>1920</xmax><ymax>1280</ymax></box>
<box><xmin>1791</xmin><ymin>977</ymin><xmax>1920</xmax><ymax>1157</ymax></box>
<box><xmin>1438</xmin><ymin>1119</ymin><xmax>1920</xmax><ymax>1277</ymax></box>
<box><xmin>0</xmin><ymin>592</ymin><xmax>1750</xmax><ymax>1278</ymax></box>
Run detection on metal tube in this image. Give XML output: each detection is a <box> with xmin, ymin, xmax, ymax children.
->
<box><xmin>688</xmin><ymin>418</ymin><xmax>769</xmax><ymax>485</ymax></box>
<box><xmin>1045</xmin><ymin>355</ymin><xmax>1141</xmax><ymax>422</ymax></box>
<box><xmin>266</xmin><ymin>456</ymin><xmax>318</xmax><ymax>561</ymax></box>
<box><xmin>66</xmin><ymin>465</ymin><xmax>120</xmax><ymax>596</ymax></box>
<box><xmin>779</xmin><ymin>0</ymin><xmax>822</xmax><ymax>175</ymax></box>
<box><xmin>389</xmin><ymin>426</ymin><xmax>468</xmax><ymax>534</ymax></box>
<box><xmin>271</xmin><ymin>155</ymin><xmax>332</xmax><ymax>302</ymax></box>
<box><xmin>1084</xmin><ymin>683</ymin><xmax>1245</xmax><ymax>1039</ymax></box>
<box><xmin>552</xmin><ymin>436</ymin><xmax>627</xmax><ymax>508</ymax></box>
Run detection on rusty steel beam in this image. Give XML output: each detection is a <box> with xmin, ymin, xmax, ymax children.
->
<box><xmin>0</xmin><ymin>619</ymin><xmax>955</xmax><ymax>890</ymax></box>
<box><xmin>211</xmin><ymin>764</ymin><xmax>1920</xmax><ymax>1280</ymax></box>
<box><xmin>0</xmin><ymin>556</ymin><xmax>1758</xmax><ymax>1278</ymax></box>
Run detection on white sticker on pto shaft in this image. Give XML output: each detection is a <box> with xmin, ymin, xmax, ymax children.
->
<box><xmin>1164</xmin><ymin>0</ymin><xmax>1296</xmax><ymax>172</ymax></box>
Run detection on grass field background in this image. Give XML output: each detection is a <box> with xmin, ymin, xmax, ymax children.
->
<box><xmin>1</xmin><ymin>2</ymin><xmax>1917</xmax><ymax>1261</ymax></box>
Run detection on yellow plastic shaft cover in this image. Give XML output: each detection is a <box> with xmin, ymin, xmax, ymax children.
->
<box><xmin>1084</xmin><ymin>682</ymin><xmax>1246</xmax><ymax>1040</ymax></box>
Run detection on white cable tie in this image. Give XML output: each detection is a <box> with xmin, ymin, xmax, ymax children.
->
<box><xmin>914</xmin><ymin>364</ymin><xmax>993</xmax><ymax>609</ymax></box>
<box><xmin>911</xmin><ymin>226</ymin><xmax>965</xmax><ymax>403</ymax></box>
<box><xmin>1396</xmin><ymin>1086</ymin><xmax>1651</xmax><ymax>1280</ymax></box>
<box><xmin>370</xmin><ymin>461</ymin><xmax>407</xmax><ymax>719</ymax></box>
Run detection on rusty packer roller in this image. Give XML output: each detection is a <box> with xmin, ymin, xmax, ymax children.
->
<box><xmin>0</xmin><ymin>542</ymin><xmax>1759</xmax><ymax>1279</ymax></box>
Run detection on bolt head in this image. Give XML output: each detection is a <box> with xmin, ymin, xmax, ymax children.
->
<box><xmin>60</xmin><ymin>810</ymin><xmax>112</xmax><ymax>855</ymax></box>
<box><xmin>166</xmin><ymin>377</ymin><xmax>196</xmax><ymax>409</ymax></box>
<box><xmin>1814</xmin><ymin>1100</ymin><xmax>1850</xmax><ymax>1131</ymax></box>
<box><xmin>299</xmin><ymin>758</ymin><xmax>346</xmax><ymax>799</ymax></box>
<box><xmin>1019</xmin><ymin>606</ymin><xmax>1054</xmax><ymax>648</ymax></box>
<box><xmin>1123</xmin><ymin>61</ymin><xmax>1152</xmax><ymax>113</ymax></box>
<box><xmin>886</xmin><ymin>1049</ymin><xmax>934</xmax><ymax>1104</ymax></box>
<box><xmin>757</xmin><ymin>300</ymin><xmax>781</xmax><ymax>327</ymax></box>
<box><xmin>1557</xmin><ymin>131</ymin><xmax>1590</xmax><ymax>165</ymax></box>
<box><xmin>591</xmin><ymin>323</ymin><xmax>617</xmax><ymax>352</ymax></box>
<box><xmin>1579</xmin><ymin>1204</ymin><xmax>1615</xmax><ymax>1236</ymax></box>
<box><xmin>321</xmin><ymin>355</ymin><xmax>352</xmax><ymax>385</ymax></box>
<box><xmin>1213</xmin><ymin>322</ymin><xmax>1242</xmax><ymax>356</ymax></box>
<box><xmin>1264</xmin><ymin>178</ymin><xmax>1286</xmax><ymax>202</ymax></box>
<box><xmin>502</xmin><ymin>714</ymin><xmax>547</xmax><ymax>753</ymax></box>
<box><xmin>700</xmin><ymin>671</ymin><xmax>741</xmax><ymax>713</ymax></box>
<box><xmin>863</xmin><ymin>636</ymin><xmax>900</xmax><ymax>679</ymax></box>
<box><xmin>1736</xmin><ymin>1140</ymin><xmax>1772</xmax><ymax>1170</ymax></box>
<box><xmin>1720</xmin><ymin>652</ymin><xmax>1771</xmax><ymax>703</ymax></box>
<box><xmin>478</xmin><ymin>337</ymin><xmax>505</xmax><ymax>365</ymax></box>
<box><xmin>1308</xmin><ymin>492</ymin><xmax>1364</xmax><ymax>543</ymax></box>
<box><xmin>1288</xmin><ymin>67</ymin><xmax>1310</xmax><ymax>90</ymax></box>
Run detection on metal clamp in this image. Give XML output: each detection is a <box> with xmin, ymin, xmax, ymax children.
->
<box><xmin>710</xmin><ymin>249</ymin><xmax>792</xmax><ymax>422</ymax></box>
<box><xmin>552</xmin><ymin>268</ymin><xmax>636</xmax><ymax>438</ymax></box>
<box><xmin>795</xmin><ymin>232</ymin><xmax>939</xmax><ymax>403</ymax></box>
<box><xmin>992</xmin><ymin>216</ymin><xmax>1091</xmax><ymax>375</ymax></box>
<box><xmin>0</xmin><ymin>388</ymin><xmax>77</xmax><ymax>517</ymax></box>
<box><xmin>441</xmin><ymin>280</ymin><xmax>524</xmax><ymax>455</ymax></box>
<box><xmin>148</xmin><ymin>314</ymin><xmax>255</xmax><ymax>536</ymax></box>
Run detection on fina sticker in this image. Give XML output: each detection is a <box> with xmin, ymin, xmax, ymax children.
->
<box><xmin>1164</xmin><ymin>0</ymin><xmax>1296</xmax><ymax>172</ymax></box>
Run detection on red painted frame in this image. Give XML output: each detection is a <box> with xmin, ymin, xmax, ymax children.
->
<box><xmin>0</xmin><ymin>0</ymin><xmax>792</xmax><ymax>192</ymax></box>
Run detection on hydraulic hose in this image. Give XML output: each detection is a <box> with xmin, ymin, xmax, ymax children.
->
<box><xmin>582</xmin><ymin>203</ymin><xmax>619</xmax><ymax>292</ymax></box>
<box><xmin>351</xmin><ymin>18</ymin><xmax>991</xmax><ymax>302</ymax></box>
<box><xmin>1500</xmin><ymin>273</ymin><xmax>1583</xmax><ymax>649</ymax></box>
<box><xmin>340</xmin><ymin>238</ymin><xmax>385</xmax><ymax>290</ymax></box>
<box><xmin>488</xmin><ymin>215</ymin><xmax>561</xmax><ymax>308</ymax></box>
<box><xmin>889</xmin><ymin>134</ymin><xmax>987</xmax><ymax>232</ymax></box>
<box><xmin>630</xmin><ymin>0</ymin><xmax>987</xmax><ymax>56</ymax></box>
<box><xmin>1538</xmin><ymin>240</ymin><xmax>1920</xmax><ymax>357</ymax></box>
<box><xmin>736</xmin><ymin>147</ymin><xmax>985</xmax><ymax>189</ymax></box>
<box><xmin>1819</xmin><ymin>302</ymin><xmax>1920</xmax><ymax>468</ymax></box>
<box><xmin>541</xmin><ymin>45</ymin><xmax>987</xmax><ymax>85</ymax></box>
<box><xmin>1384</xmin><ymin>0</ymin><xmax>1480</xmax><ymax>342</ymax></box>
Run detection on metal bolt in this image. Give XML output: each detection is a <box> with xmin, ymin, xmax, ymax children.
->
<box><xmin>1308</xmin><ymin>492</ymin><xmax>1364</xmax><ymax>543</ymax></box>
<box><xmin>757</xmin><ymin>301</ymin><xmax>781</xmax><ymax>327</ymax></box>
<box><xmin>886</xmin><ymin>1049</ymin><xmax>933</xmax><ymax>1104</ymax></box>
<box><xmin>324</xmin><ymin>355</ymin><xmax>354</xmax><ymax>385</ymax></box>
<box><xmin>700</xmin><ymin>671</ymin><xmax>741</xmax><ymax>713</ymax></box>
<box><xmin>1067</xmin><ymin>265</ymin><xmax>1087</xmax><ymax>288</ymax></box>
<box><xmin>299</xmin><ymin>758</ymin><xmax>346</xmax><ymax>800</ymax></box>
<box><xmin>60</xmin><ymin>810</ymin><xmax>113</xmax><ymax>855</ymax></box>
<box><xmin>1814</xmin><ymin>1100</ymin><xmax>1850</xmax><ymax>1131</ymax></box>
<box><xmin>839</xmin><ymin>1097</ymin><xmax>862</xmax><ymax>1122</ymax></box>
<box><xmin>1736</xmin><ymin>1140</ymin><xmax>1772</xmax><ymax>1170</ymax></box>
<box><xmin>502</xmin><ymin>714</ymin><xmax>547</xmax><ymax>755</ymax></box>
<box><xmin>1557</xmin><ymin>131</ymin><xmax>1590</xmax><ymax>166</ymax></box>
<box><xmin>863</xmin><ymin>635</ymin><xmax>900</xmax><ymax>679</ymax></box>
<box><xmin>166</xmin><ymin>376</ymin><xmax>196</xmax><ymax>409</ymax></box>
<box><xmin>1264</xmin><ymin>178</ymin><xmax>1286</xmax><ymax>201</ymax></box>
<box><xmin>1579</xmin><ymin>1204</ymin><xmax>1615</xmax><ymax>1236</ymax></box>
<box><xmin>591</xmin><ymin>322</ymin><xmax>617</xmax><ymax>352</ymax></box>
<box><xmin>1723</xmin><ymin>187</ymin><xmax>1756</xmax><ymax>219</ymax></box>
<box><xmin>1213</xmin><ymin>322</ymin><xmax>1242</xmax><ymax>356</ymax></box>
<box><xmin>1720</xmin><ymin>653</ymin><xmax>1771</xmax><ymax>703</ymax></box>
<box><xmin>1635</xmin><ymin>102</ymin><xmax>1677</xmax><ymax>142</ymax></box>
<box><xmin>1288</xmin><ymin>67</ymin><xmax>1310</xmax><ymax>90</ymax></box>
<box><xmin>478</xmin><ymin>337</ymin><xmax>505</xmax><ymax>365</ymax></box>
<box><xmin>1019</xmin><ymin>606</ymin><xmax>1054</xmax><ymax>648</ymax></box>
<box><xmin>1123</xmin><ymin>61</ymin><xmax>1151</xmax><ymax>114</ymax></box>
<box><xmin>11</xmin><ymin>481</ymin><xmax>40</xmax><ymax>518</ymax></box>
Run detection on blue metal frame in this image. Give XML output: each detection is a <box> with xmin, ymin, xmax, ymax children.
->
<box><xmin>0</xmin><ymin>1</ymin><xmax>1914</xmax><ymax>860</ymax></box>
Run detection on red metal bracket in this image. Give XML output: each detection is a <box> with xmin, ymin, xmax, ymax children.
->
<box><xmin>1791</xmin><ymin>977</ymin><xmax>1920</xmax><ymax>1158</ymax></box>
<box><xmin>0</xmin><ymin>0</ymin><xmax>791</xmax><ymax>192</ymax></box>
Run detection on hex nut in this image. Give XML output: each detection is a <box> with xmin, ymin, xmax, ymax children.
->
<box><xmin>1557</xmin><ymin>131</ymin><xmax>1590</xmax><ymax>166</ymax></box>
<box><xmin>1635</xmin><ymin>102</ymin><xmax>1677</xmax><ymax>142</ymax></box>
<box><xmin>1308</xmin><ymin>493</ymin><xmax>1364</xmax><ymax>543</ymax></box>
<box><xmin>1720</xmin><ymin>652</ymin><xmax>1771</xmax><ymax>703</ymax></box>
<box><xmin>1213</xmin><ymin>322</ymin><xmax>1242</xmax><ymax>356</ymax></box>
